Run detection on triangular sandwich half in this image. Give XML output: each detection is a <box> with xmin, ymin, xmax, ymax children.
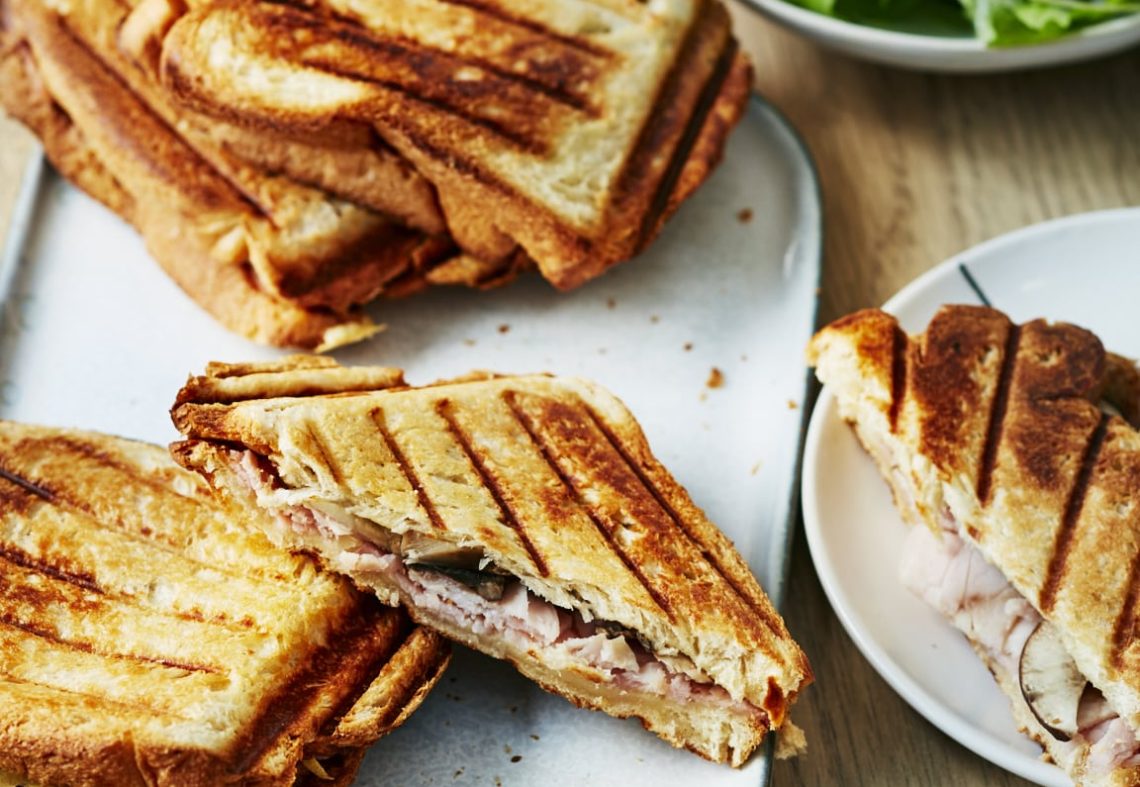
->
<box><xmin>809</xmin><ymin>305</ymin><xmax>1140</xmax><ymax>786</ymax></box>
<box><xmin>0</xmin><ymin>421</ymin><xmax>449</xmax><ymax>786</ymax></box>
<box><xmin>169</xmin><ymin>356</ymin><xmax>811</xmax><ymax>767</ymax></box>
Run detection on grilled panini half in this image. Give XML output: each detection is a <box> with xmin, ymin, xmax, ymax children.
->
<box><xmin>0</xmin><ymin>421</ymin><xmax>450</xmax><ymax>787</ymax></box>
<box><xmin>169</xmin><ymin>357</ymin><xmax>811</xmax><ymax>767</ymax></box>
<box><xmin>160</xmin><ymin>0</ymin><xmax>751</xmax><ymax>290</ymax></box>
<box><xmin>0</xmin><ymin>0</ymin><xmax>505</xmax><ymax>349</ymax></box>
<box><xmin>809</xmin><ymin>305</ymin><xmax>1140</xmax><ymax>786</ymax></box>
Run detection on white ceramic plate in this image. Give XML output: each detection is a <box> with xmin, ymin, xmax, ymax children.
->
<box><xmin>802</xmin><ymin>208</ymin><xmax>1140</xmax><ymax>786</ymax></box>
<box><xmin>737</xmin><ymin>0</ymin><xmax>1140</xmax><ymax>73</ymax></box>
<box><xmin>0</xmin><ymin>96</ymin><xmax>820</xmax><ymax>786</ymax></box>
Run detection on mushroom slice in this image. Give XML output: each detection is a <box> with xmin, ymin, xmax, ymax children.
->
<box><xmin>1019</xmin><ymin>621</ymin><xmax>1087</xmax><ymax>741</ymax></box>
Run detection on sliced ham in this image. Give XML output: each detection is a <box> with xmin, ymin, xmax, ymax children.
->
<box><xmin>231</xmin><ymin>450</ymin><xmax>765</xmax><ymax>720</ymax></box>
<box><xmin>898</xmin><ymin>509</ymin><xmax>1140</xmax><ymax>777</ymax></box>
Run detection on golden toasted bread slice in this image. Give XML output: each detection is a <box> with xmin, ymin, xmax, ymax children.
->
<box><xmin>809</xmin><ymin>306</ymin><xmax>1140</xmax><ymax>786</ymax></box>
<box><xmin>168</xmin><ymin>357</ymin><xmax>810</xmax><ymax>767</ymax></box>
<box><xmin>1</xmin><ymin>0</ymin><xmax>521</xmax><ymax>349</ymax></box>
<box><xmin>0</xmin><ymin>420</ymin><xmax>450</xmax><ymax>787</ymax></box>
<box><xmin>160</xmin><ymin>0</ymin><xmax>751</xmax><ymax>289</ymax></box>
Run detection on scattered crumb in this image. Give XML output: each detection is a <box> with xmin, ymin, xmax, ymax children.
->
<box><xmin>683</xmin><ymin>342</ymin><xmax>693</xmax><ymax>351</ymax></box>
<box><xmin>449</xmin><ymin>677</ymin><xmax>457</xmax><ymax>684</ymax></box>
<box><xmin>598</xmin><ymin>347</ymin><xmax>607</xmax><ymax>355</ymax></box>
<box><xmin>495</xmin><ymin>778</ymin><xmax>503</xmax><ymax>787</ymax></box>
<box><xmin>453</xmin><ymin>769</ymin><xmax>464</xmax><ymax>779</ymax></box>
<box><xmin>606</xmin><ymin>297</ymin><xmax>616</xmax><ymax>309</ymax></box>
<box><xmin>530</xmin><ymin>734</ymin><xmax>540</xmax><ymax>741</ymax></box>
<box><xmin>706</xmin><ymin>367</ymin><xmax>724</xmax><ymax>389</ymax></box>
<box><xmin>504</xmin><ymin>745</ymin><xmax>512</xmax><ymax>755</ymax></box>
<box><xmin>498</xmin><ymin>324</ymin><xmax>510</xmax><ymax>334</ymax></box>
<box><xmin>699</xmin><ymin>392</ymin><xmax>708</xmax><ymax>403</ymax></box>
<box><xmin>751</xmin><ymin>461</ymin><xmax>763</xmax><ymax>476</ymax></box>
<box><xmin>463</xmin><ymin>338</ymin><xmax>476</xmax><ymax>347</ymax></box>
<box><xmin>509</xmin><ymin>705</ymin><xmax>518</xmax><ymax>714</ymax></box>
<box><xmin>737</xmin><ymin>207</ymin><xmax>753</xmax><ymax>223</ymax></box>
<box><xmin>650</xmin><ymin>314</ymin><xmax>660</xmax><ymax>324</ymax></box>
<box><xmin>511</xmin><ymin>756</ymin><xmax>523</xmax><ymax>764</ymax></box>
<box><xmin>787</xmin><ymin>399</ymin><xmax>798</xmax><ymax>410</ymax></box>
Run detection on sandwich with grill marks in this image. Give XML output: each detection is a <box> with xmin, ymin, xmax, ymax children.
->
<box><xmin>809</xmin><ymin>305</ymin><xmax>1140</xmax><ymax>786</ymax></box>
<box><xmin>0</xmin><ymin>420</ymin><xmax>450</xmax><ymax>787</ymax></box>
<box><xmin>169</xmin><ymin>356</ymin><xmax>811</xmax><ymax>767</ymax></box>
<box><xmin>159</xmin><ymin>0</ymin><xmax>752</xmax><ymax>290</ymax></box>
<box><xmin>0</xmin><ymin>0</ymin><xmax>530</xmax><ymax>349</ymax></box>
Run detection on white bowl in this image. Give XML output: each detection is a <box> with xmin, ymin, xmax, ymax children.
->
<box><xmin>738</xmin><ymin>0</ymin><xmax>1140</xmax><ymax>72</ymax></box>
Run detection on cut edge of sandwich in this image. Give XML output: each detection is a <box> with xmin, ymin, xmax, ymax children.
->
<box><xmin>169</xmin><ymin>358</ymin><xmax>811</xmax><ymax>767</ymax></box>
<box><xmin>808</xmin><ymin>306</ymin><xmax>1140</xmax><ymax>786</ymax></box>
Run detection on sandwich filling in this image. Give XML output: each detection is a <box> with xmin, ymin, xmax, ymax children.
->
<box><xmin>229</xmin><ymin>450</ymin><xmax>766</xmax><ymax>722</ymax></box>
<box><xmin>876</xmin><ymin>438</ymin><xmax>1140</xmax><ymax>777</ymax></box>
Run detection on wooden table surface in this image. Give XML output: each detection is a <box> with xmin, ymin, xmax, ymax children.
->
<box><xmin>2</xmin><ymin>10</ymin><xmax>1139</xmax><ymax>785</ymax></box>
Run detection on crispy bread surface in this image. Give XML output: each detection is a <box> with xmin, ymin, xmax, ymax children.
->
<box><xmin>0</xmin><ymin>421</ymin><xmax>449</xmax><ymax>787</ymax></box>
<box><xmin>169</xmin><ymin>357</ymin><xmax>810</xmax><ymax>766</ymax></box>
<box><xmin>160</xmin><ymin>0</ymin><xmax>750</xmax><ymax>289</ymax></box>
<box><xmin>809</xmin><ymin>305</ymin><xmax>1140</xmax><ymax>785</ymax></box>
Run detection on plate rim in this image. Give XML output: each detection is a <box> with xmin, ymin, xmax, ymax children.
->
<box><xmin>735</xmin><ymin>0</ymin><xmax>1140</xmax><ymax>69</ymax></box>
<box><xmin>801</xmin><ymin>206</ymin><xmax>1140</xmax><ymax>787</ymax></box>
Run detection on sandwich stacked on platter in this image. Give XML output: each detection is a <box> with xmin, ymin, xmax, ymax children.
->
<box><xmin>0</xmin><ymin>421</ymin><xmax>450</xmax><ymax>786</ymax></box>
<box><xmin>810</xmin><ymin>305</ymin><xmax>1140</xmax><ymax>786</ymax></box>
<box><xmin>169</xmin><ymin>356</ymin><xmax>813</xmax><ymax>767</ymax></box>
<box><xmin>0</xmin><ymin>0</ymin><xmax>750</xmax><ymax>350</ymax></box>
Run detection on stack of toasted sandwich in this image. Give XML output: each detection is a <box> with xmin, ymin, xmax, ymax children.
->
<box><xmin>0</xmin><ymin>0</ymin><xmax>750</xmax><ymax>350</ymax></box>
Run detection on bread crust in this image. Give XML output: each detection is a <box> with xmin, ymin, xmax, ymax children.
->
<box><xmin>168</xmin><ymin>360</ymin><xmax>811</xmax><ymax>765</ymax></box>
<box><xmin>158</xmin><ymin>0</ymin><xmax>750</xmax><ymax>289</ymax></box>
<box><xmin>0</xmin><ymin>421</ymin><xmax>449</xmax><ymax>787</ymax></box>
<box><xmin>810</xmin><ymin>305</ymin><xmax>1140</xmax><ymax>783</ymax></box>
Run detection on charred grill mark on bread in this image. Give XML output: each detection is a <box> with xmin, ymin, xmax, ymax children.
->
<box><xmin>502</xmin><ymin>390</ymin><xmax>677</xmax><ymax>621</ymax></box>
<box><xmin>435</xmin><ymin>399</ymin><xmax>550</xmax><ymax>577</ymax></box>
<box><xmin>436</xmin><ymin>0</ymin><xmax>617</xmax><ymax>58</ymax></box>
<box><xmin>1040</xmin><ymin>412</ymin><xmax>1112</xmax><ymax>613</ymax></box>
<box><xmin>889</xmin><ymin>324</ymin><xmax>907</xmax><ymax>434</ymax></box>
<box><xmin>0</xmin><ymin>466</ymin><xmax>55</xmax><ymax>502</ymax></box>
<box><xmin>0</xmin><ymin>543</ymin><xmax>104</xmax><ymax>595</ymax></box>
<box><xmin>371</xmin><ymin>408</ymin><xmax>447</xmax><ymax>530</ymax></box>
<box><xmin>304</xmin><ymin>423</ymin><xmax>346</xmax><ymax>489</ymax></box>
<box><xmin>581</xmin><ymin>405</ymin><xmax>786</xmax><ymax>642</ymax></box>
<box><xmin>0</xmin><ymin>614</ymin><xmax>223</xmax><ymax>676</ymax></box>
<box><xmin>977</xmin><ymin>323</ymin><xmax>1022</xmax><ymax>507</ymax></box>
<box><xmin>633</xmin><ymin>26</ymin><xmax>735</xmax><ymax>252</ymax></box>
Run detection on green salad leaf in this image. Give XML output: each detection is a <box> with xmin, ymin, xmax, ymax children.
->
<box><xmin>788</xmin><ymin>0</ymin><xmax>1140</xmax><ymax>46</ymax></box>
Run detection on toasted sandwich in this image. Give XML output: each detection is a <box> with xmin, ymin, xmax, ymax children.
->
<box><xmin>0</xmin><ymin>0</ymin><xmax>528</xmax><ymax>349</ymax></box>
<box><xmin>159</xmin><ymin>0</ymin><xmax>751</xmax><ymax>290</ymax></box>
<box><xmin>168</xmin><ymin>356</ymin><xmax>811</xmax><ymax>767</ymax></box>
<box><xmin>809</xmin><ymin>305</ymin><xmax>1140</xmax><ymax>786</ymax></box>
<box><xmin>0</xmin><ymin>420</ymin><xmax>450</xmax><ymax>786</ymax></box>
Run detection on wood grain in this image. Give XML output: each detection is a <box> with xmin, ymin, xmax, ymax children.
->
<box><xmin>2</xmin><ymin>10</ymin><xmax>1139</xmax><ymax>785</ymax></box>
<box><xmin>725</xmin><ymin>9</ymin><xmax>1140</xmax><ymax>786</ymax></box>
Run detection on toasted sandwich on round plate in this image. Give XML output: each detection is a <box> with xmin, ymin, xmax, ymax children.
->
<box><xmin>809</xmin><ymin>304</ymin><xmax>1140</xmax><ymax>786</ymax></box>
<box><xmin>0</xmin><ymin>420</ymin><xmax>449</xmax><ymax>787</ymax></box>
<box><xmin>168</xmin><ymin>356</ymin><xmax>811</xmax><ymax>767</ymax></box>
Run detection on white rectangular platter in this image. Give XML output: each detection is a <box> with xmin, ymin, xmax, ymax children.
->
<box><xmin>0</xmin><ymin>96</ymin><xmax>820</xmax><ymax>787</ymax></box>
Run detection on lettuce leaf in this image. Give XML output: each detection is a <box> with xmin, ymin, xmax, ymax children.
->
<box><xmin>787</xmin><ymin>0</ymin><xmax>1140</xmax><ymax>46</ymax></box>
